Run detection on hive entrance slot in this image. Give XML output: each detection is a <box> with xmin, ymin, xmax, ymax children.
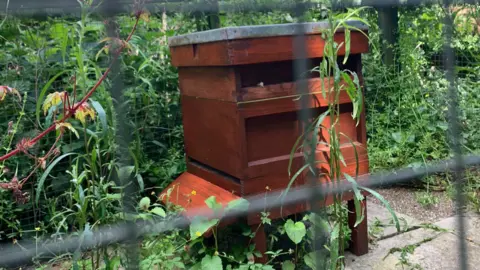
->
<box><xmin>188</xmin><ymin>157</ymin><xmax>241</xmax><ymax>184</ymax></box>
<box><xmin>237</xmin><ymin>55</ymin><xmax>360</xmax><ymax>88</ymax></box>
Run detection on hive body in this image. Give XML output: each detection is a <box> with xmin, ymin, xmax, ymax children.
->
<box><xmin>162</xmin><ymin>21</ymin><xmax>371</xmax><ymax>258</ymax></box>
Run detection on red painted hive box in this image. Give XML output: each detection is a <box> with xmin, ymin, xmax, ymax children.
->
<box><xmin>162</xmin><ymin>21</ymin><xmax>371</xmax><ymax>256</ymax></box>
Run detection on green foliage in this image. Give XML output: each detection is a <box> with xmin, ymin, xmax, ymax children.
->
<box><xmin>2</xmin><ymin>2</ymin><xmax>480</xmax><ymax>270</ymax></box>
<box><xmin>415</xmin><ymin>190</ymin><xmax>440</xmax><ymax>208</ymax></box>
<box><xmin>0</xmin><ymin>3</ymin><xmax>196</xmax><ymax>240</ymax></box>
<box><xmin>201</xmin><ymin>254</ymin><xmax>223</xmax><ymax>270</ymax></box>
<box><xmin>363</xmin><ymin>6</ymin><xmax>480</xmax><ymax>174</ymax></box>
<box><xmin>284</xmin><ymin>219</ymin><xmax>306</xmax><ymax>245</ymax></box>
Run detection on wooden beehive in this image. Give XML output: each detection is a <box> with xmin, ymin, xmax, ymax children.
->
<box><xmin>162</xmin><ymin>21</ymin><xmax>370</xmax><ymax>255</ymax></box>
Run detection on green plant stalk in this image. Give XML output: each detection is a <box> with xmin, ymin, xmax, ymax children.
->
<box><xmin>77</xmin><ymin>2</ymin><xmax>88</xmax><ymax>91</ymax></box>
<box><xmin>320</xmin><ymin>12</ymin><xmax>345</xmax><ymax>268</ymax></box>
<box><xmin>0</xmin><ymin>92</ymin><xmax>27</xmax><ymax>174</ymax></box>
<box><xmin>301</xmin><ymin>7</ymin><xmax>368</xmax><ymax>269</ymax></box>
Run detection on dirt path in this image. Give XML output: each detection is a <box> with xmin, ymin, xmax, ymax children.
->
<box><xmin>368</xmin><ymin>187</ymin><xmax>455</xmax><ymax>223</ymax></box>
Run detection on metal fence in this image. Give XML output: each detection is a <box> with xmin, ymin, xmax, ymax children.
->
<box><xmin>0</xmin><ymin>0</ymin><xmax>478</xmax><ymax>269</ymax></box>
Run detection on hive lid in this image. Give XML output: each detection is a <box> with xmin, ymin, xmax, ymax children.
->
<box><xmin>168</xmin><ymin>20</ymin><xmax>368</xmax><ymax>47</ymax></box>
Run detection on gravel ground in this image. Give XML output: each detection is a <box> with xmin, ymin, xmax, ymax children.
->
<box><xmin>368</xmin><ymin>187</ymin><xmax>455</xmax><ymax>223</ymax></box>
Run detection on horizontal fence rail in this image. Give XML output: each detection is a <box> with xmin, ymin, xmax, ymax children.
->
<box><xmin>3</xmin><ymin>0</ymin><xmax>480</xmax><ymax>17</ymax></box>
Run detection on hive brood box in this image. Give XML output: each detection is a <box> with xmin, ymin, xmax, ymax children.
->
<box><xmin>162</xmin><ymin>21</ymin><xmax>371</xmax><ymax>257</ymax></box>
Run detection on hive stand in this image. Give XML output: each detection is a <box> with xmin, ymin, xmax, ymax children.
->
<box><xmin>160</xmin><ymin>21</ymin><xmax>371</xmax><ymax>261</ymax></box>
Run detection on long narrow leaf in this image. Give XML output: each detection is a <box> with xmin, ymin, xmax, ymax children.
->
<box><xmin>90</xmin><ymin>99</ymin><xmax>108</xmax><ymax>137</ymax></box>
<box><xmin>320</xmin><ymin>58</ymin><xmax>329</xmax><ymax>99</ymax></box>
<box><xmin>344</xmin><ymin>173</ymin><xmax>365</xmax><ymax>227</ymax></box>
<box><xmin>36</xmin><ymin>153</ymin><xmax>76</xmax><ymax>204</ymax></box>
<box><xmin>340</xmin><ymin>133</ymin><xmax>359</xmax><ymax>177</ymax></box>
<box><xmin>310</xmin><ymin>110</ymin><xmax>330</xmax><ymax>167</ymax></box>
<box><xmin>288</xmin><ymin>110</ymin><xmax>328</xmax><ymax>176</ymax></box>
<box><xmin>352</xmin><ymin>72</ymin><xmax>363</xmax><ymax>126</ymax></box>
<box><xmin>281</xmin><ymin>161</ymin><xmax>328</xmax><ymax>214</ymax></box>
<box><xmin>343</xmin><ymin>27</ymin><xmax>351</xmax><ymax>65</ymax></box>
<box><xmin>360</xmin><ymin>186</ymin><xmax>400</xmax><ymax>232</ymax></box>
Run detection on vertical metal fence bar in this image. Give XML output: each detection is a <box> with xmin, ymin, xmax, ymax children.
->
<box><xmin>292</xmin><ymin>1</ymin><xmax>328</xmax><ymax>268</ymax></box>
<box><xmin>442</xmin><ymin>1</ymin><xmax>469</xmax><ymax>270</ymax></box>
<box><xmin>206</xmin><ymin>0</ymin><xmax>221</xmax><ymax>29</ymax></box>
<box><xmin>102</xmin><ymin>0</ymin><xmax>140</xmax><ymax>269</ymax></box>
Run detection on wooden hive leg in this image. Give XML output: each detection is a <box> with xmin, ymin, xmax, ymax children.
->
<box><xmin>347</xmin><ymin>198</ymin><xmax>369</xmax><ymax>256</ymax></box>
<box><xmin>250</xmin><ymin>223</ymin><xmax>268</xmax><ymax>264</ymax></box>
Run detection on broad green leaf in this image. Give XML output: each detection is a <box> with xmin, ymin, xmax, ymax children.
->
<box><xmin>201</xmin><ymin>255</ymin><xmax>222</xmax><ymax>270</ymax></box>
<box><xmin>205</xmin><ymin>196</ymin><xmax>223</xmax><ymax>214</ymax></box>
<box><xmin>36</xmin><ymin>153</ymin><xmax>76</xmax><ymax>204</ymax></box>
<box><xmin>43</xmin><ymin>91</ymin><xmax>66</xmax><ymax>116</ymax></box>
<box><xmin>284</xmin><ymin>219</ymin><xmax>306</xmax><ymax>244</ymax></box>
<box><xmin>282</xmin><ymin>260</ymin><xmax>295</xmax><ymax>270</ymax></box>
<box><xmin>225</xmin><ymin>198</ymin><xmax>249</xmax><ymax>213</ymax></box>
<box><xmin>74</xmin><ymin>102</ymin><xmax>96</xmax><ymax>125</ymax></box>
<box><xmin>150</xmin><ymin>207</ymin><xmax>166</xmax><ymax>217</ymax></box>
<box><xmin>190</xmin><ymin>216</ymin><xmax>219</xmax><ymax>240</ymax></box>
<box><xmin>139</xmin><ymin>197</ymin><xmax>151</xmax><ymax>211</ymax></box>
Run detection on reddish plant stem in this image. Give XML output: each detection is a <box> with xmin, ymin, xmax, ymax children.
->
<box><xmin>0</xmin><ymin>16</ymin><xmax>141</xmax><ymax>163</ymax></box>
<box><xmin>20</xmin><ymin>164</ymin><xmax>40</xmax><ymax>187</ymax></box>
<box><xmin>19</xmin><ymin>133</ymin><xmax>63</xmax><ymax>186</ymax></box>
